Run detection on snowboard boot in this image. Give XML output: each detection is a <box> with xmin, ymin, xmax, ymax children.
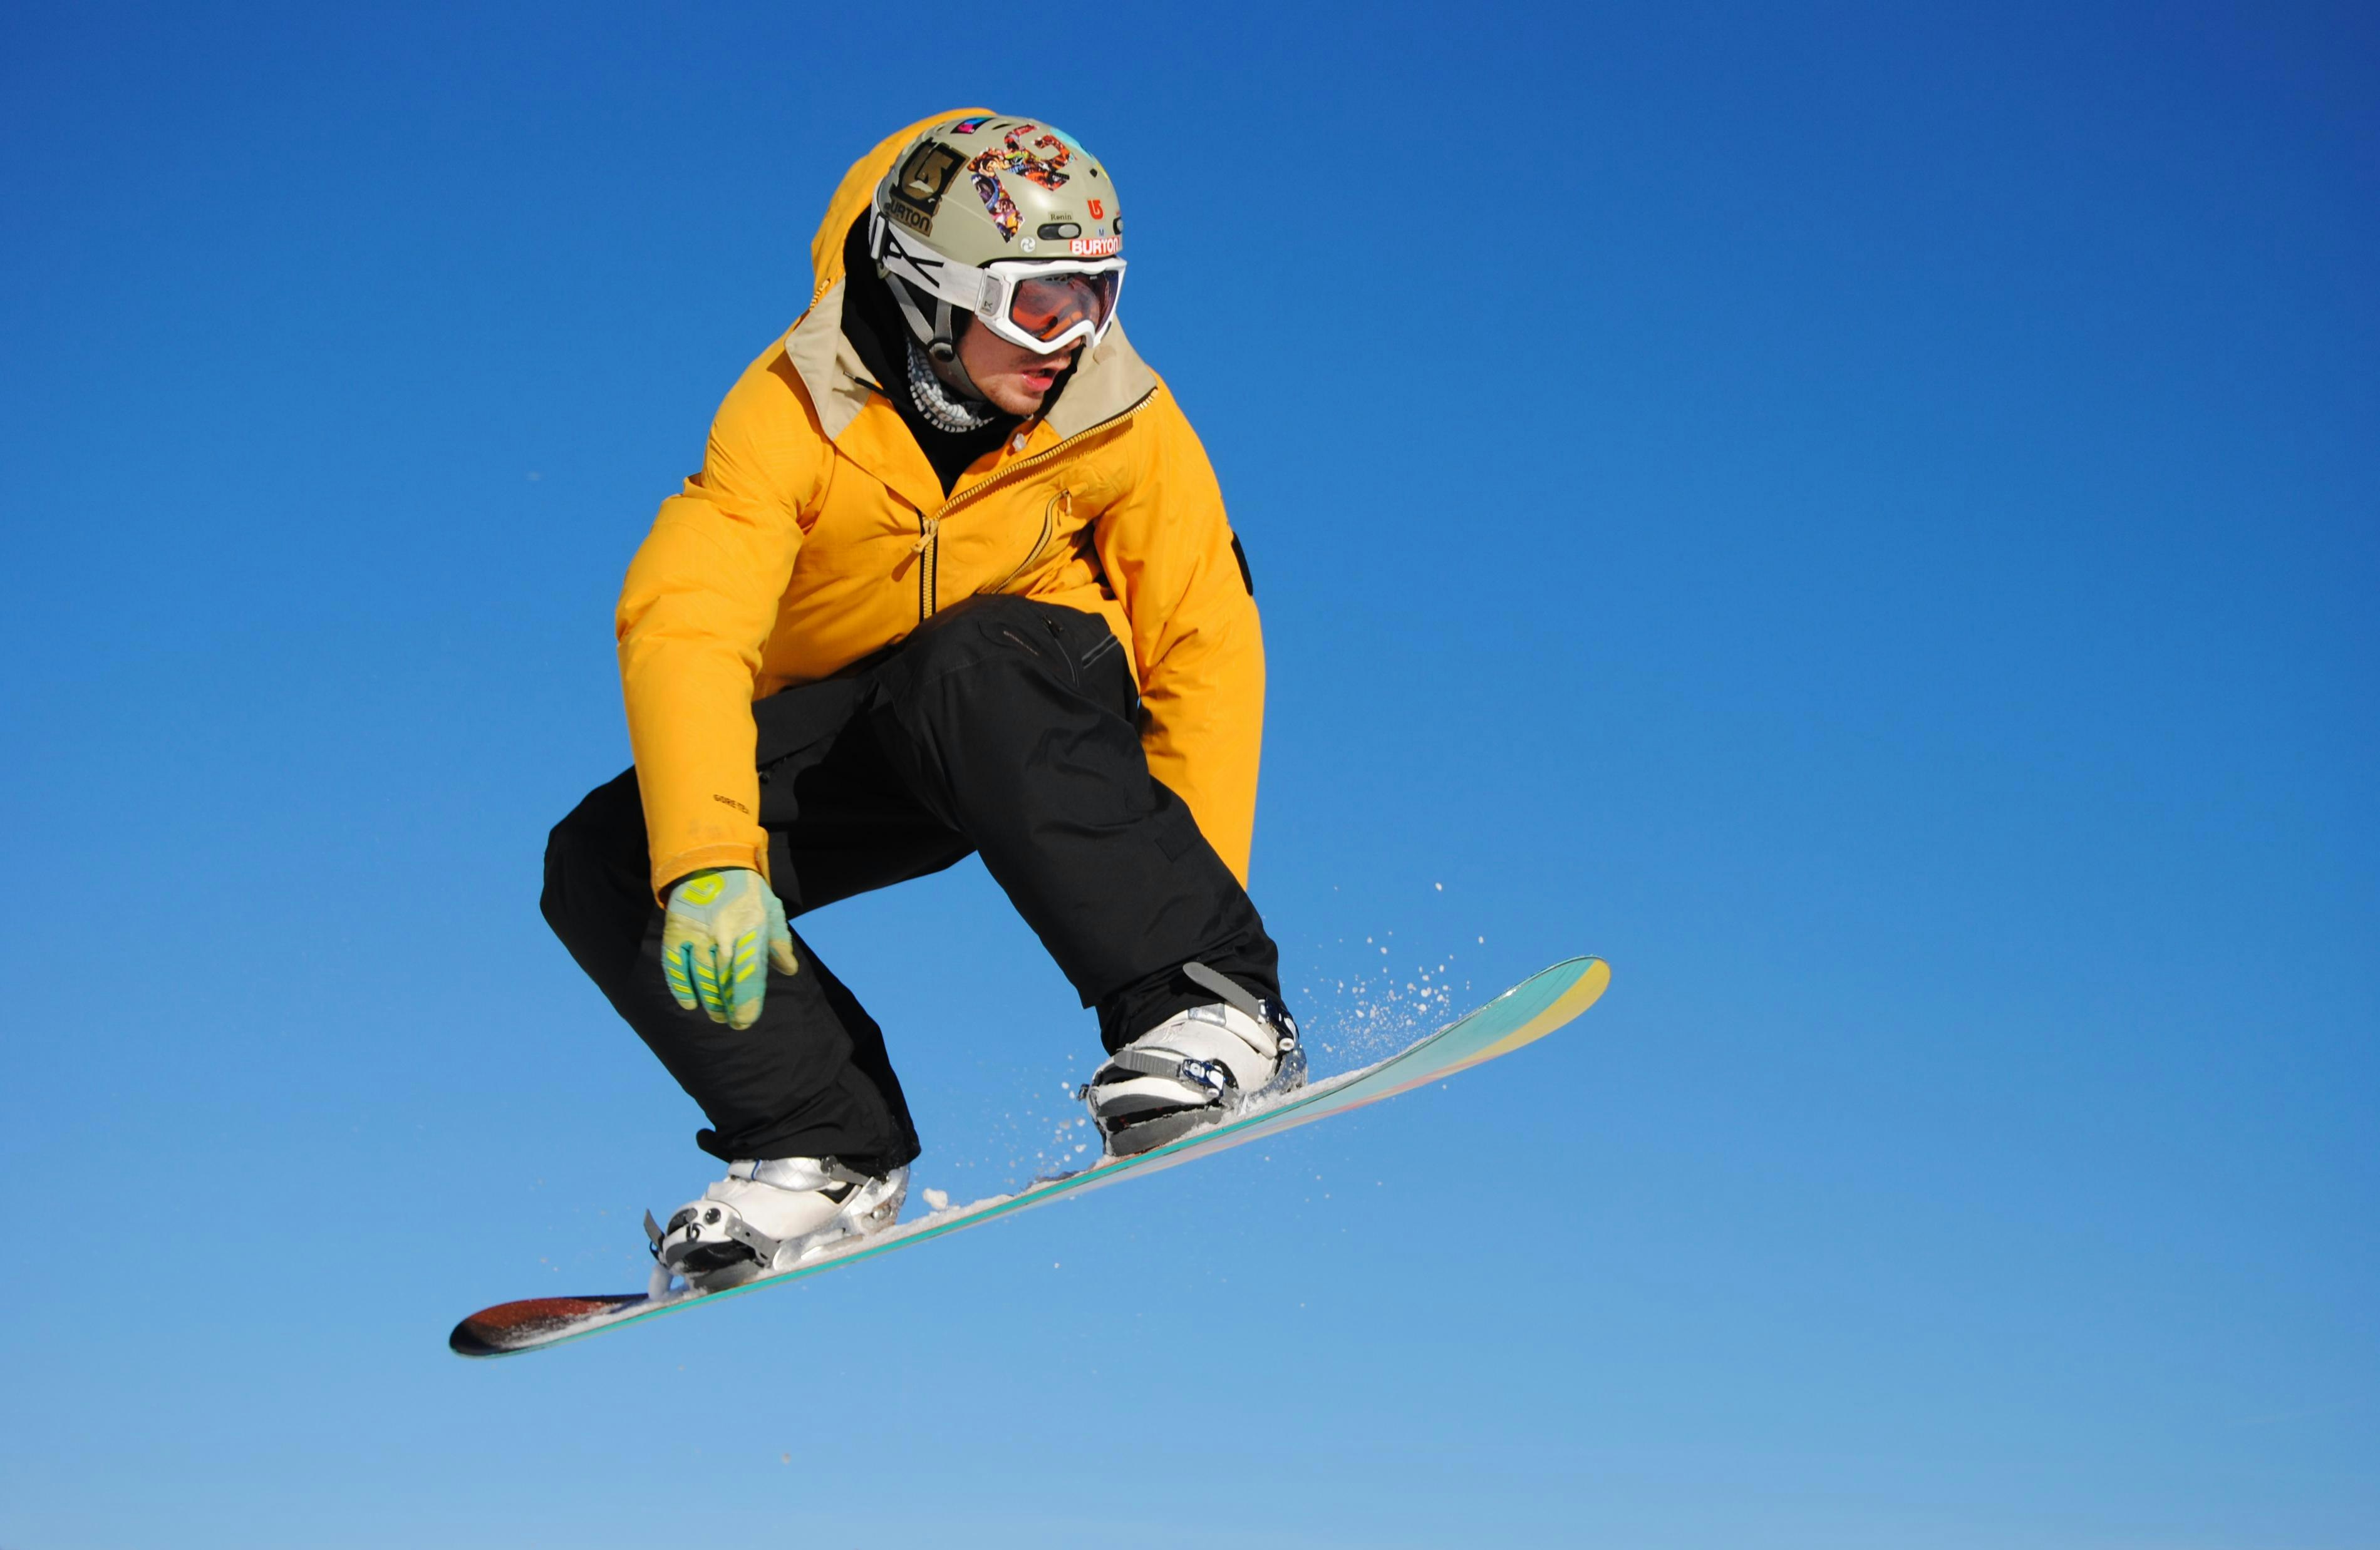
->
<box><xmin>1082</xmin><ymin>963</ymin><xmax>1306</xmax><ymax>1158</ymax></box>
<box><xmin>644</xmin><ymin>1157</ymin><xmax>908</xmax><ymax>1294</ymax></box>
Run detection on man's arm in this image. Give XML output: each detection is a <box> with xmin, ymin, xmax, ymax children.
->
<box><xmin>1092</xmin><ymin>388</ymin><xmax>1266</xmax><ymax>884</ymax></box>
<box><xmin>616</xmin><ymin>350</ymin><xmax>820</xmax><ymax>901</ymax></box>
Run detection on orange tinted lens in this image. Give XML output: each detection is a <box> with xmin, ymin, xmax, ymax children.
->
<box><xmin>1010</xmin><ymin>273</ymin><xmax>1115</xmax><ymax>341</ymax></box>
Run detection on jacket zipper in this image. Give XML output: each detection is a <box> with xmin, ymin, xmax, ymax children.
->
<box><xmin>911</xmin><ymin>391</ymin><xmax>1157</xmax><ymax>624</ymax></box>
<box><xmin>911</xmin><ymin>513</ymin><xmax>939</xmax><ymax>619</ymax></box>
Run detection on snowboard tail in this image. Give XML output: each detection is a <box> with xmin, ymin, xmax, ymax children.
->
<box><xmin>450</xmin><ymin>956</ymin><xmax>1608</xmax><ymax>1358</ymax></box>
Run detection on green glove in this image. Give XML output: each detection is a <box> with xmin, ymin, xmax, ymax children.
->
<box><xmin>660</xmin><ymin>867</ymin><xmax>798</xmax><ymax>1030</ymax></box>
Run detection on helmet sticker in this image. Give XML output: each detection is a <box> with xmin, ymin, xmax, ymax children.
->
<box><xmin>948</xmin><ymin>116</ymin><xmax>990</xmax><ymax>135</ymax></box>
<box><xmin>887</xmin><ymin>142</ymin><xmax>965</xmax><ymax>236</ymax></box>
<box><xmin>971</xmin><ymin>173</ymin><xmax>1022</xmax><ymax>244</ymax></box>
<box><xmin>966</xmin><ymin>122</ymin><xmax>1077</xmax><ymax>243</ymax></box>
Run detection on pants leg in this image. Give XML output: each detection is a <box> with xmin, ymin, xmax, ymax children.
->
<box><xmin>863</xmin><ymin>596</ymin><xmax>1285</xmax><ymax>1051</ymax></box>
<box><xmin>541</xmin><ymin>708</ymin><xmax>967</xmax><ymax>1175</ymax></box>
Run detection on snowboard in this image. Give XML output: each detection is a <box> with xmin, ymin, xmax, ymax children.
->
<box><xmin>449</xmin><ymin>955</ymin><xmax>1608</xmax><ymax>1358</ymax></box>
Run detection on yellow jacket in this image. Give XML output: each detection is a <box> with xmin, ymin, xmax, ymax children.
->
<box><xmin>616</xmin><ymin>111</ymin><xmax>1265</xmax><ymax>901</ymax></box>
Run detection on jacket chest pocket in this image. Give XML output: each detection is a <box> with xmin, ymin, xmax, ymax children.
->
<box><xmin>988</xmin><ymin>488</ymin><xmax>1070</xmax><ymax>595</ymax></box>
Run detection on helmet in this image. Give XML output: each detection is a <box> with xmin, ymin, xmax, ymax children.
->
<box><xmin>867</xmin><ymin>115</ymin><xmax>1125</xmax><ymax>363</ymax></box>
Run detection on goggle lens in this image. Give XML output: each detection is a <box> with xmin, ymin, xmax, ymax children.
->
<box><xmin>1008</xmin><ymin>271</ymin><xmax>1120</xmax><ymax>345</ymax></box>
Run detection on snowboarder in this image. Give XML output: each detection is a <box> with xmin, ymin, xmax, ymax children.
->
<box><xmin>541</xmin><ymin>111</ymin><xmax>1303</xmax><ymax>1292</ymax></box>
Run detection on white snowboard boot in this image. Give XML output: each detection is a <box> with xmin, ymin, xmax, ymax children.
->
<box><xmin>645</xmin><ymin>1157</ymin><xmax>908</xmax><ymax>1294</ymax></box>
<box><xmin>1082</xmin><ymin>963</ymin><xmax>1306</xmax><ymax>1157</ymax></box>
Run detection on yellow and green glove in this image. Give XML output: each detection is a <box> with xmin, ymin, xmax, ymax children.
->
<box><xmin>660</xmin><ymin>867</ymin><xmax>798</xmax><ymax>1030</ymax></box>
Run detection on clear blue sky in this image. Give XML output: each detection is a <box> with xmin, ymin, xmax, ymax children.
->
<box><xmin>3</xmin><ymin>3</ymin><xmax>2374</xmax><ymax>1546</ymax></box>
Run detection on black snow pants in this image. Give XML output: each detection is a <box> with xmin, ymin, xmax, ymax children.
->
<box><xmin>540</xmin><ymin>596</ymin><xmax>1284</xmax><ymax>1177</ymax></box>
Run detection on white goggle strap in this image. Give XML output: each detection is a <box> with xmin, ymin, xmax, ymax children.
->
<box><xmin>868</xmin><ymin>210</ymin><xmax>995</xmax><ymax>316</ymax></box>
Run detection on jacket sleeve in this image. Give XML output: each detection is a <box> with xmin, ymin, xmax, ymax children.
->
<box><xmin>1092</xmin><ymin>389</ymin><xmax>1266</xmax><ymax>884</ymax></box>
<box><xmin>616</xmin><ymin>351</ymin><xmax>819</xmax><ymax>901</ymax></box>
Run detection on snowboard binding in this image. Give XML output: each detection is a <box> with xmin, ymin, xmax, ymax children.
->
<box><xmin>644</xmin><ymin>1158</ymin><xmax>908</xmax><ymax>1294</ymax></box>
<box><xmin>1082</xmin><ymin>962</ymin><xmax>1306</xmax><ymax>1157</ymax></box>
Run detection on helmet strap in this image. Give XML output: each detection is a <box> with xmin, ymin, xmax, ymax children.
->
<box><xmin>883</xmin><ymin>269</ymin><xmax>939</xmax><ymax>351</ymax></box>
<box><xmin>933</xmin><ymin>306</ymin><xmax>990</xmax><ymax>401</ymax></box>
<box><xmin>883</xmin><ymin>272</ymin><xmax>990</xmax><ymax>406</ymax></box>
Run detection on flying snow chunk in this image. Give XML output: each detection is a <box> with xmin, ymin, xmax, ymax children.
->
<box><xmin>922</xmin><ymin>1187</ymin><xmax>950</xmax><ymax>1211</ymax></box>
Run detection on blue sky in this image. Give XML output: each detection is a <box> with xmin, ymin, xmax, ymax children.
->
<box><xmin>3</xmin><ymin>3</ymin><xmax>2373</xmax><ymax>1546</ymax></box>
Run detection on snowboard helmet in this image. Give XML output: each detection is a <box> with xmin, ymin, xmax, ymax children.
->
<box><xmin>867</xmin><ymin>115</ymin><xmax>1125</xmax><ymax>365</ymax></box>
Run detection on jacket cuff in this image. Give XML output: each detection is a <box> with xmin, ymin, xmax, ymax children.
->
<box><xmin>648</xmin><ymin>842</ymin><xmax>771</xmax><ymax>905</ymax></box>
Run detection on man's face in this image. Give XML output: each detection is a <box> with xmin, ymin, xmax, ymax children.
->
<box><xmin>957</xmin><ymin>322</ymin><xmax>1081</xmax><ymax>417</ymax></box>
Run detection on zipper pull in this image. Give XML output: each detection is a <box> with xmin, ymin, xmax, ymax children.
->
<box><xmin>911</xmin><ymin>514</ymin><xmax>941</xmax><ymax>555</ymax></box>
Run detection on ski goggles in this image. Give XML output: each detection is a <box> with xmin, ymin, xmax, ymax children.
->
<box><xmin>871</xmin><ymin>214</ymin><xmax>1127</xmax><ymax>354</ymax></box>
<box><xmin>974</xmin><ymin>259</ymin><xmax>1126</xmax><ymax>354</ymax></box>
